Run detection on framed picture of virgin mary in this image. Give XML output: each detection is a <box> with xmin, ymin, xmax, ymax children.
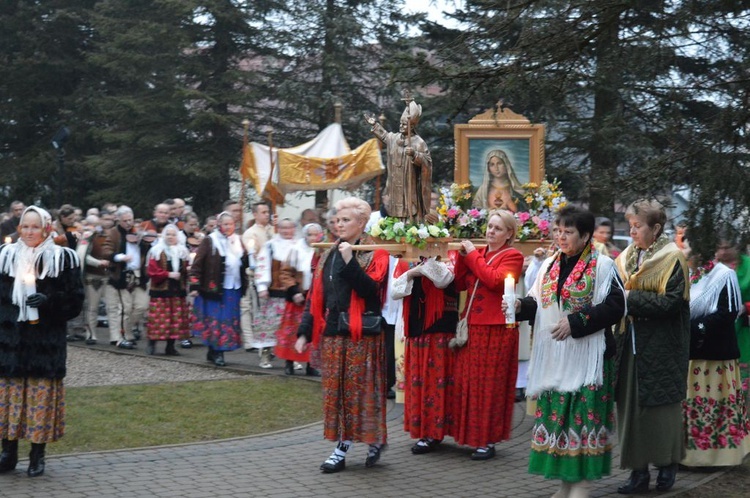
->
<box><xmin>454</xmin><ymin>104</ymin><xmax>545</xmax><ymax>213</ymax></box>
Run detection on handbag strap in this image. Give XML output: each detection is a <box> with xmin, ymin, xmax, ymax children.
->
<box><xmin>463</xmin><ymin>247</ymin><xmax>512</xmax><ymax>319</ymax></box>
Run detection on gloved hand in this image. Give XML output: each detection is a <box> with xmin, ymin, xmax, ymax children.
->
<box><xmin>26</xmin><ymin>293</ymin><xmax>48</xmax><ymax>308</ymax></box>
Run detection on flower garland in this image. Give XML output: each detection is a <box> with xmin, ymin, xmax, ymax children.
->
<box><xmin>368</xmin><ymin>217</ymin><xmax>450</xmax><ymax>249</ymax></box>
<box><xmin>515</xmin><ymin>180</ymin><xmax>567</xmax><ymax>241</ymax></box>
<box><xmin>437</xmin><ymin>183</ymin><xmax>488</xmax><ymax>239</ymax></box>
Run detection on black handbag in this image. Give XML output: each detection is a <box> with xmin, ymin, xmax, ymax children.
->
<box><xmin>338</xmin><ymin>311</ymin><xmax>382</xmax><ymax>335</ymax></box>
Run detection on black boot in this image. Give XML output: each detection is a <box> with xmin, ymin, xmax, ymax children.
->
<box><xmin>0</xmin><ymin>439</ymin><xmax>18</xmax><ymax>472</ymax></box>
<box><xmin>165</xmin><ymin>339</ymin><xmax>180</xmax><ymax>356</ymax></box>
<box><xmin>656</xmin><ymin>463</ymin><xmax>678</xmax><ymax>491</ymax></box>
<box><xmin>206</xmin><ymin>347</ymin><xmax>215</xmax><ymax>362</ymax></box>
<box><xmin>213</xmin><ymin>351</ymin><xmax>226</xmax><ymax>367</ymax></box>
<box><xmin>146</xmin><ymin>339</ymin><xmax>156</xmax><ymax>355</ymax></box>
<box><xmin>27</xmin><ymin>443</ymin><xmax>45</xmax><ymax>478</ymax></box>
<box><xmin>284</xmin><ymin>360</ymin><xmax>294</xmax><ymax>375</ymax></box>
<box><xmin>617</xmin><ymin>468</ymin><xmax>650</xmax><ymax>494</ymax></box>
<box><xmin>306</xmin><ymin>364</ymin><xmax>321</xmax><ymax>377</ymax></box>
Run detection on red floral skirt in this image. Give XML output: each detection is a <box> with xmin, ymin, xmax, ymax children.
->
<box><xmin>147</xmin><ymin>296</ymin><xmax>190</xmax><ymax>341</ymax></box>
<box><xmin>404</xmin><ymin>332</ymin><xmax>455</xmax><ymax>441</ymax></box>
<box><xmin>274</xmin><ymin>301</ymin><xmax>309</xmax><ymax>362</ymax></box>
<box><xmin>321</xmin><ymin>335</ymin><xmax>387</xmax><ymax>444</ymax></box>
<box><xmin>451</xmin><ymin>324</ymin><xmax>519</xmax><ymax>448</ymax></box>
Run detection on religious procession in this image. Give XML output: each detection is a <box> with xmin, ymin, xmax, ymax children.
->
<box><xmin>2</xmin><ymin>2</ymin><xmax>749</xmax><ymax>497</ymax></box>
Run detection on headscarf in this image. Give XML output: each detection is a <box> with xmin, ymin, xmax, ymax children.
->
<box><xmin>0</xmin><ymin>206</ymin><xmax>80</xmax><ymax>321</ymax></box>
<box><xmin>148</xmin><ymin>223</ymin><xmax>189</xmax><ymax>272</ymax></box>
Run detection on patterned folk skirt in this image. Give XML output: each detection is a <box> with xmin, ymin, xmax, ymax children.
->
<box><xmin>147</xmin><ymin>296</ymin><xmax>190</xmax><ymax>341</ymax></box>
<box><xmin>451</xmin><ymin>324</ymin><xmax>519</xmax><ymax>448</ymax></box>
<box><xmin>274</xmin><ymin>301</ymin><xmax>309</xmax><ymax>362</ymax></box>
<box><xmin>250</xmin><ymin>297</ymin><xmax>284</xmax><ymax>349</ymax></box>
<box><xmin>321</xmin><ymin>334</ymin><xmax>387</xmax><ymax>445</ymax></box>
<box><xmin>528</xmin><ymin>359</ymin><xmax>616</xmax><ymax>482</ymax></box>
<box><xmin>191</xmin><ymin>288</ymin><xmax>242</xmax><ymax>352</ymax></box>
<box><xmin>404</xmin><ymin>332</ymin><xmax>455</xmax><ymax>441</ymax></box>
<box><xmin>0</xmin><ymin>377</ymin><xmax>65</xmax><ymax>443</ymax></box>
<box><xmin>682</xmin><ymin>359</ymin><xmax>750</xmax><ymax>466</ymax></box>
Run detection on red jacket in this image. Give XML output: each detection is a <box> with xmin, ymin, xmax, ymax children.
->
<box><xmin>454</xmin><ymin>245</ymin><xmax>524</xmax><ymax>325</ymax></box>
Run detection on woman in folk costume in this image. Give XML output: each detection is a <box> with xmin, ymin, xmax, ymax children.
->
<box><xmin>189</xmin><ymin>212</ymin><xmax>248</xmax><ymax>367</ymax></box>
<box><xmin>146</xmin><ymin>224</ymin><xmax>190</xmax><ymax>356</ymax></box>
<box><xmin>276</xmin><ymin>222</ymin><xmax>323</xmax><ymax>376</ymax></box>
<box><xmin>451</xmin><ymin>209</ymin><xmax>524</xmax><ymax>460</ymax></box>
<box><xmin>295</xmin><ymin>197</ymin><xmax>390</xmax><ymax>473</ymax></box>
<box><xmin>680</xmin><ymin>230</ymin><xmax>750</xmax><ymax>467</ymax></box>
<box><xmin>0</xmin><ymin>206</ymin><xmax>84</xmax><ymax>477</ymax></box>
<box><xmin>392</xmin><ymin>255</ymin><xmax>458</xmax><ymax>454</ymax></box>
<box><xmin>507</xmin><ymin>206</ymin><xmax>625</xmax><ymax>498</ymax></box>
<box><xmin>254</xmin><ymin>218</ymin><xmax>297</xmax><ymax>369</ymax></box>
<box><xmin>614</xmin><ymin>199</ymin><xmax>690</xmax><ymax>494</ymax></box>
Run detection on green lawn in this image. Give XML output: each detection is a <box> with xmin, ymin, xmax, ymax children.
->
<box><xmin>30</xmin><ymin>377</ymin><xmax>322</xmax><ymax>456</ymax></box>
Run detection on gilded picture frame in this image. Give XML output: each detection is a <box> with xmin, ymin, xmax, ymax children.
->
<box><xmin>454</xmin><ymin>103</ymin><xmax>545</xmax><ymax>213</ymax></box>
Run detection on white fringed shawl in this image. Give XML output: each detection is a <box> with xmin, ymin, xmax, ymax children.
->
<box><xmin>0</xmin><ymin>236</ymin><xmax>80</xmax><ymax>321</ymax></box>
<box><xmin>690</xmin><ymin>262</ymin><xmax>741</xmax><ymax>319</ymax></box>
<box><xmin>526</xmin><ymin>254</ymin><xmax>623</xmax><ymax>396</ymax></box>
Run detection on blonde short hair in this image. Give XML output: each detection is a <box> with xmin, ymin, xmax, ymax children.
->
<box><xmin>487</xmin><ymin>209</ymin><xmax>517</xmax><ymax>246</ymax></box>
<box><xmin>625</xmin><ymin>199</ymin><xmax>666</xmax><ymax>236</ymax></box>
<box><xmin>334</xmin><ymin>197</ymin><xmax>372</xmax><ymax>223</ymax></box>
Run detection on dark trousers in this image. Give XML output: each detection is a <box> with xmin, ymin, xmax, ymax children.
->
<box><xmin>382</xmin><ymin>322</ymin><xmax>396</xmax><ymax>390</ymax></box>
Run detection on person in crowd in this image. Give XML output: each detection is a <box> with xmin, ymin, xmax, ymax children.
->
<box><xmin>614</xmin><ymin>199</ymin><xmax>690</xmax><ymax>494</ymax></box>
<box><xmin>275</xmin><ymin>223</ymin><xmax>323</xmax><ymax>376</ymax></box>
<box><xmin>99</xmin><ymin>208</ymin><xmax>116</xmax><ymax>231</ymax></box>
<box><xmin>392</xmin><ymin>255</ymin><xmax>458</xmax><ymax>454</ymax></box>
<box><xmin>182</xmin><ymin>212</ymin><xmax>203</xmax><ymax>253</ymax></box>
<box><xmin>202</xmin><ymin>215</ymin><xmax>217</xmax><ymax>235</ymax></box>
<box><xmin>77</xmin><ymin>214</ymin><xmax>112</xmax><ymax>345</ymax></box>
<box><xmin>673</xmin><ymin>222</ymin><xmax>687</xmax><ymax>251</ymax></box>
<box><xmin>240</xmin><ymin>202</ymin><xmax>275</xmax><ymax>353</ymax></box>
<box><xmin>189</xmin><ymin>212</ymin><xmax>248</xmax><ymax>367</ymax></box>
<box><xmin>106</xmin><ymin>206</ymin><xmax>150</xmax><ymax>350</ymax></box>
<box><xmin>508</xmin><ymin>206</ymin><xmax>625</xmax><ymax>498</ymax></box>
<box><xmin>179</xmin><ymin>212</ymin><xmax>203</xmax><ymax>349</ymax></box>
<box><xmin>715</xmin><ymin>234</ymin><xmax>750</xmax><ymax>394</ymax></box>
<box><xmin>324</xmin><ymin>208</ymin><xmax>338</xmax><ymax>242</ymax></box>
<box><xmin>140</xmin><ymin>203</ymin><xmax>171</xmax><ymax>235</ymax></box>
<box><xmin>297</xmin><ymin>209</ymin><xmax>321</xmax><ymax>237</ymax></box>
<box><xmin>146</xmin><ymin>224</ymin><xmax>190</xmax><ymax>356</ymax></box>
<box><xmin>295</xmin><ymin>197</ymin><xmax>390</xmax><ymax>473</ymax></box>
<box><xmin>254</xmin><ymin>218</ymin><xmax>298</xmax><ymax>368</ymax></box>
<box><xmin>452</xmin><ymin>209</ymin><xmax>524</xmax><ymax>460</ymax></box>
<box><xmin>0</xmin><ymin>201</ymin><xmax>25</xmax><ymax>240</ymax></box>
<box><xmin>0</xmin><ymin>206</ymin><xmax>84</xmax><ymax>477</ymax></box>
<box><xmin>52</xmin><ymin>204</ymin><xmax>80</xmax><ymax>249</ymax></box>
<box><xmin>593</xmin><ymin>217</ymin><xmax>621</xmax><ymax>258</ymax></box>
<box><xmin>171</xmin><ymin>198</ymin><xmax>186</xmax><ymax>225</ymax></box>
<box><xmin>223</xmin><ymin>200</ymin><xmax>243</xmax><ymax>232</ymax></box>
<box><xmin>680</xmin><ymin>229</ymin><xmax>750</xmax><ymax>467</ymax></box>
<box><xmin>472</xmin><ymin>150</ymin><xmax>527</xmax><ymax>212</ymax></box>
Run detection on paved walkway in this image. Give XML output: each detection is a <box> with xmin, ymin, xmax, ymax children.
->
<box><xmin>0</xmin><ymin>338</ymin><xmax>725</xmax><ymax>498</ymax></box>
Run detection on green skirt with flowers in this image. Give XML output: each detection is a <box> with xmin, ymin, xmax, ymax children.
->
<box><xmin>528</xmin><ymin>359</ymin><xmax>616</xmax><ymax>482</ymax></box>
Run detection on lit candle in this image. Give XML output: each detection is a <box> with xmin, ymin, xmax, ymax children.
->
<box><xmin>504</xmin><ymin>274</ymin><xmax>515</xmax><ymax>297</ymax></box>
<box><xmin>3</xmin><ymin>236</ymin><xmax>10</xmax><ymax>245</ymax></box>
<box><xmin>503</xmin><ymin>274</ymin><xmax>516</xmax><ymax>326</ymax></box>
<box><xmin>22</xmin><ymin>273</ymin><xmax>39</xmax><ymax>324</ymax></box>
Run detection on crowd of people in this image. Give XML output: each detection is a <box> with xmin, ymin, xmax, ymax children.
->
<box><xmin>1</xmin><ymin>195</ymin><xmax>750</xmax><ymax>497</ymax></box>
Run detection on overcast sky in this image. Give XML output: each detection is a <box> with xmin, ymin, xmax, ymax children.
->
<box><xmin>403</xmin><ymin>0</ymin><xmax>459</xmax><ymax>27</ymax></box>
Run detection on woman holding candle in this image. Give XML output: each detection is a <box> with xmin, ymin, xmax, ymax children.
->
<box><xmin>507</xmin><ymin>205</ymin><xmax>625</xmax><ymax>498</ymax></box>
<box><xmin>0</xmin><ymin>206</ymin><xmax>84</xmax><ymax>477</ymax></box>
<box><xmin>452</xmin><ymin>209</ymin><xmax>524</xmax><ymax>460</ymax></box>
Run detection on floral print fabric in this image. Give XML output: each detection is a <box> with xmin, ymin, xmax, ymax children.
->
<box><xmin>0</xmin><ymin>377</ymin><xmax>65</xmax><ymax>443</ymax></box>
